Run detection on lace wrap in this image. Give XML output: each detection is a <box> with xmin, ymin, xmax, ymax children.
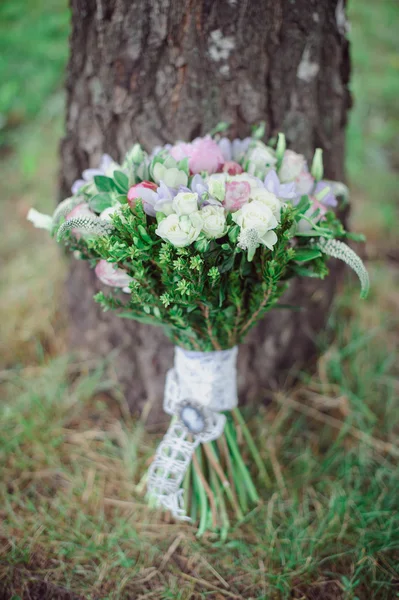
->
<box><xmin>147</xmin><ymin>346</ymin><xmax>238</xmax><ymax>519</ymax></box>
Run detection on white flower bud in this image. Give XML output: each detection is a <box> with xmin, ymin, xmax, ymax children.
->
<box><xmin>153</xmin><ymin>163</ymin><xmax>188</xmax><ymax>187</ymax></box>
<box><xmin>207</xmin><ymin>176</ymin><xmax>226</xmax><ymax>202</ymax></box>
<box><xmin>311</xmin><ymin>148</ymin><xmax>324</xmax><ymax>182</ymax></box>
<box><xmin>276</xmin><ymin>133</ymin><xmax>286</xmax><ymax>162</ymax></box>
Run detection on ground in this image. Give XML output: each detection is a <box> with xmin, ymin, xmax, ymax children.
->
<box><xmin>0</xmin><ymin>1</ymin><xmax>398</xmax><ymax>599</ymax></box>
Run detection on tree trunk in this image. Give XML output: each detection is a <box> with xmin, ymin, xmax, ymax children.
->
<box><xmin>60</xmin><ymin>0</ymin><xmax>351</xmax><ymax>426</ymax></box>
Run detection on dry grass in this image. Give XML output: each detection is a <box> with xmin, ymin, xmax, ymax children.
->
<box><xmin>1</xmin><ymin>322</ymin><xmax>398</xmax><ymax>599</ymax></box>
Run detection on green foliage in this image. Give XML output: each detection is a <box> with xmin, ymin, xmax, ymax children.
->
<box><xmin>0</xmin><ymin>0</ymin><xmax>70</xmax><ymax>144</ymax></box>
<box><xmin>48</xmin><ymin>148</ymin><xmax>364</xmax><ymax>351</ymax></box>
<box><xmin>67</xmin><ymin>197</ymin><xmax>342</xmax><ymax>351</ymax></box>
<box><xmin>346</xmin><ymin>0</ymin><xmax>399</xmax><ymax>243</ymax></box>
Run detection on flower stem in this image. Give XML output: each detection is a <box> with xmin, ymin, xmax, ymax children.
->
<box><xmin>232</xmin><ymin>408</ymin><xmax>271</xmax><ymax>486</ymax></box>
<box><xmin>210</xmin><ymin>469</ymin><xmax>230</xmax><ymax>540</ymax></box>
<box><xmin>204</xmin><ymin>442</ymin><xmax>243</xmax><ymax>520</ymax></box>
<box><xmin>193</xmin><ymin>447</ymin><xmax>217</xmax><ymax>532</ymax></box>
<box><xmin>192</xmin><ymin>448</ymin><xmax>209</xmax><ymax>536</ymax></box>
<box><xmin>239</xmin><ymin>286</ymin><xmax>272</xmax><ymax>338</ymax></box>
<box><xmin>224</xmin><ymin>419</ymin><xmax>260</xmax><ymax>505</ymax></box>
<box><xmin>200</xmin><ymin>304</ymin><xmax>222</xmax><ymax>351</ymax></box>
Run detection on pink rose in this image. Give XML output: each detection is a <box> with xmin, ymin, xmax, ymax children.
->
<box><xmin>66</xmin><ymin>202</ymin><xmax>95</xmax><ymax>239</ymax></box>
<box><xmin>189</xmin><ymin>136</ymin><xmax>225</xmax><ymax>174</ymax></box>
<box><xmin>95</xmin><ymin>259</ymin><xmax>132</xmax><ymax>290</ymax></box>
<box><xmin>223</xmin><ymin>181</ymin><xmax>251</xmax><ymax>212</ymax></box>
<box><xmin>223</xmin><ymin>161</ymin><xmax>243</xmax><ymax>175</ymax></box>
<box><xmin>170</xmin><ymin>142</ymin><xmax>193</xmax><ymax>162</ymax></box>
<box><xmin>170</xmin><ymin>136</ymin><xmax>225</xmax><ymax>175</ymax></box>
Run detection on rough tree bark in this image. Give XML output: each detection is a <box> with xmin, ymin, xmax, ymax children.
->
<box><xmin>60</xmin><ymin>0</ymin><xmax>351</xmax><ymax>426</ymax></box>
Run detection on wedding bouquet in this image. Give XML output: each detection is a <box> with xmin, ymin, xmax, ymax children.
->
<box><xmin>28</xmin><ymin>124</ymin><xmax>368</xmax><ymax>534</ymax></box>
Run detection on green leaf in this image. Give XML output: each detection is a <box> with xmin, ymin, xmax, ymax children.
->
<box><xmin>138</xmin><ymin>224</ymin><xmax>153</xmax><ymax>244</ymax></box>
<box><xmin>251</xmin><ymin>121</ymin><xmax>266</xmax><ymax>140</ymax></box>
<box><xmin>345</xmin><ymin>231</ymin><xmax>366</xmax><ymax>242</ymax></box>
<box><xmin>295</xmin><ymin>230</ymin><xmax>327</xmax><ymax>237</ymax></box>
<box><xmin>113</xmin><ymin>171</ymin><xmax>129</xmax><ymax>193</ymax></box>
<box><xmin>209</xmin><ymin>121</ymin><xmax>230</xmax><ymax>136</ymax></box>
<box><xmin>114</xmin><ymin>193</ymin><xmax>128</xmax><ymax>204</ymax></box>
<box><xmin>294</xmin><ymin>248</ymin><xmax>322</xmax><ymax>262</ymax></box>
<box><xmin>294</xmin><ymin>195</ymin><xmax>311</xmax><ymax>220</ymax></box>
<box><xmin>118</xmin><ymin>312</ymin><xmax>159</xmax><ymax>325</ymax></box>
<box><xmin>94</xmin><ymin>175</ymin><xmax>114</xmax><ymax>192</ymax></box>
<box><xmin>292</xmin><ymin>265</ymin><xmax>324</xmax><ymax>278</ymax></box>
<box><xmin>223</xmin><ymin>306</ymin><xmax>235</xmax><ymax>318</ymax></box>
<box><xmin>89</xmin><ymin>193</ymin><xmax>113</xmax><ymax>213</ymax></box>
<box><xmin>177</xmin><ymin>157</ymin><xmax>189</xmax><ymax>175</ymax></box>
<box><xmin>274</xmin><ymin>303</ymin><xmax>302</xmax><ymax>311</ymax></box>
<box><xmin>218</xmin><ymin>253</ymin><xmax>235</xmax><ymax>273</ymax></box>
<box><xmin>186</xmin><ymin>305</ymin><xmax>198</xmax><ymax>313</ymax></box>
<box><xmin>194</xmin><ymin>236</ymin><xmax>210</xmax><ymax>253</ymax></box>
<box><xmin>228</xmin><ymin>224</ymin><xmax>240</xmax><ymax>244</ymax></box>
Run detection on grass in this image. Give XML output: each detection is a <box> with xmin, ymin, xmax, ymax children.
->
<box><xmin>0</xmin><ymin>0</ymin><xmax>398</xmax><ymax>598</ymax></box>
<box><xmin>1</xmin><ymin>301</ymin><xmax>398</xmax><ymax>599</ymax></box>
<box><xmin>0</xmin><ymin>0</ymin><xmax>69</xmax><ymax>144</ymax></box>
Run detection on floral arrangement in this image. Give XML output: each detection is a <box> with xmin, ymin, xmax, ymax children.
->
<box><xmin>28</xmin><ymin>124</ymin><xmax>369</xmax><ymax>534</ymax></box>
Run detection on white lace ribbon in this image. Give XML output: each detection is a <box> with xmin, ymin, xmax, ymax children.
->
<box><xmin>147</xmin><ymin>346</ymin><xmax>238</xmax><ymax>519</ymax></box>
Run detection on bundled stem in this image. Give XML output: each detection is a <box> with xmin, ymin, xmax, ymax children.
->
<box><xmin>186</xmin><ymin>410</ymin><xmax>264</xmax><ymax>535</ymax></box>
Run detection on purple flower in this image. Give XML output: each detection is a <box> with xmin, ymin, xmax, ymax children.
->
<box><xmin>218</xmin><ymin>137</ymin><xmax>251</xmax><ymax>162</ymax></box>
<box><xmin>153</xmin><ymin>181</ymin><xmax>176</xmax><ymax>215</ymax></box>
<box><xmin>71</xmin><ymin>154</ymin><xmax>117</xmax><ymax>194</ymax></box>
<box><xmin>264</xmin><ymin>170</ymin><xmax>296</xmax><ymax>200</ymax></box>
<box><xmin>178</xmin><ymin>175</ymin><xmax>220</xmax><ymax>207</ymax></box>
<box><xmin>189</xmin><ymin>174</ymin><xmax>208</xmax><ymax>196</ymax></box>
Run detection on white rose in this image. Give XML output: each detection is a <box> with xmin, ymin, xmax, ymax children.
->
<box><xmin>232</xmin><ymin>200</ymin><xmax>278</xmax><ymax>250</ymax></box>
<box><xmin>201</xmin><ymin>205</ymin><xmax>227</xmax><ymax>239</ymax></box>
<box><xmin>172</xmin><ymin>192</ymin><xmax>199</xmax><ymax>216</ymax></box>
<box><xmin>249</xmin><ymin>188</ymin><xmax>282</xmax><ymax>220</ymax></box>
<box><xmin>278</xmin><ymin>150</ymin><xmax>307</xmax><ymax>183</ymax></box>
<box><xmin>246</xmin><ymin>142</ymin><xmax>277</xmax><ymax>177</ymax></box>
<box><xmin>155</xmin><ymin>212</ymin><xmax>203</xmax><ymax>247</ymax></box>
